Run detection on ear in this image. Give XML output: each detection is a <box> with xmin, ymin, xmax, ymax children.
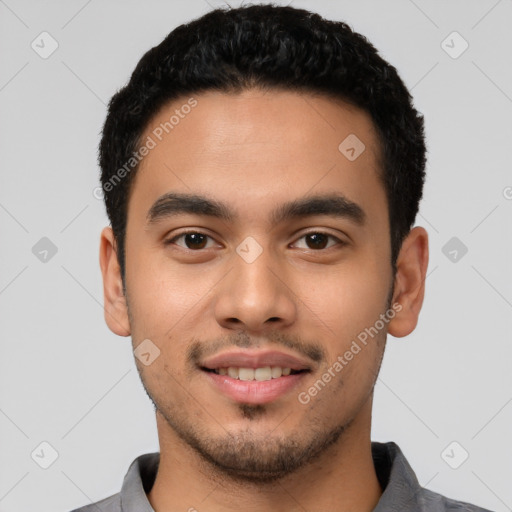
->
<box><xmin>387</xmin><ymin>226</ymin><xmax>429</xmax><ymax>338</ymax></box>
<box><xmin>99</xmin><ymin>227</ymin><xmax>131</xmax><ymax>336</ymax></box>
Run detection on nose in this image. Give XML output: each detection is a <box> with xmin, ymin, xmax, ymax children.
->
<box><xmin>213</xmin><ymin>242</ymin><xmax>298</xmax><ymax>334</ymax></box>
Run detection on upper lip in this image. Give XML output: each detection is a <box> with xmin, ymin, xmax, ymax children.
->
<box><xmin>200</xmin><ymin>349</ymin><xmax>313</xmax><ymax>371</ymax></box>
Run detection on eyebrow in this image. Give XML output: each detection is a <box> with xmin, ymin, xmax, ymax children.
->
<box><xmin>145</xmin><ymin>192</ymin><xmax>366</xmax><ymax>227</ymax></box>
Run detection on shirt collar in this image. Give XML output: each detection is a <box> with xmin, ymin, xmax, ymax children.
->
<box><xmin>371</xmin><ymin>441</ymin><xmax>423</xmax><ymax>511</ymax></box>
<box><xmin>119</xmin><ymin>441</ymin><xmax>422</xmax><ymax>511</ymax></box>
<box><xmin>120</xmin><ymin>452</ymin><xmax>159</xmax><ymax>512</ymax></box>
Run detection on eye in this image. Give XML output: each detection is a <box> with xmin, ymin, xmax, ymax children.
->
<box><xmin>165</xmin><ymin>230</ymin><xmax>344</xmax><ymax>252</ymax></box>
<box><xmin>292</xmin><ymin>232</ymin><xmax>343</xmax><ymax>251</ymax></box>
<box><xmin>166</xmin><ymin>231</ymin><xmax>218</xmax><ymax>250</ymax></box>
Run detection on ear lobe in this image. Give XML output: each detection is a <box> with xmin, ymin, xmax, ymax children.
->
<box><xmin>99</xmin><ymin>227</ymin><xmax>131</xmax><ymax>337</ymax></box>
<box><xmin>387</xmin><ymin>226</ymin><xmax>429</xmax><ymax>338</ymax></box>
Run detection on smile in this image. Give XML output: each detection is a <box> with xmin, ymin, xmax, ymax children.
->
<box><xmin>205</xmin><ymin>366</ymin><xmax>303</xmax><ymax>381</ymax></box>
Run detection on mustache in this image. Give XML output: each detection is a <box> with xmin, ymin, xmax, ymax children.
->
<box><xmin>187</xmin><ymin>330</ymin><xmax>325</xmax><ymax>367</ymax></box>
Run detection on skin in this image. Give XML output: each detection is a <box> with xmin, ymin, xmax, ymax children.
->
<box><xmin>100</xmin><ymin>89</ymin><xmax>428</xmax><ymax>512</ymax></box>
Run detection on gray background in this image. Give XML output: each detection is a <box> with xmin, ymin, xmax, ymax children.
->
<box><xmin>1</xmin><ymin>0</ymin><xmax>511</xmax><ymax>511</ymax></box>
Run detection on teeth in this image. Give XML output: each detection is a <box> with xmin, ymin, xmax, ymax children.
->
<box><xmin>215</xmin><ymin>366</ymin><xmax>294</xmax><ymax>380</ymax></box>
<box><xmin>239</xmin><ymin>368</ymin><xmax>255</xmax><ymax>381</ymax></box>
<box><xmin>271</xmin><ymin>366</ymin><xmax>282</xmax><ymax>378</ymax></box>
<box><xmin>254</xmin><ymin>366</ymin><xmax>272</xmax><ymax>381</ymax></box>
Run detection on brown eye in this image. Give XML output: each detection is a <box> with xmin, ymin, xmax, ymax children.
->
<box><xmin>167</xmin><ymin>232</ymin><xmax>214</xmax><ymax>250</ymax></box>
<box><xmin>293</xmin><ymin>232</ymin><xmax>341</xmax><ymax>250</ymax></box>
<box><xmin>305</xmin><ymin>233</ymin><xmax>329</xmax><ymax>249</ymax></box>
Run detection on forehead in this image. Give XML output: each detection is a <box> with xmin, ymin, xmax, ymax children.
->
<box><xmin>129</xmin><ymin>89</ymin><xmax>386</xmax><ymax>226</ymax></box>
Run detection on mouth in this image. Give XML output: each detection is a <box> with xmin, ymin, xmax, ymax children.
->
<box><xmin>202</xmin><ymin>366</ymin><xmax>305</xmax><ymax>380</ymax></box>
<box><xmin>199</xmin><ymin>350</ymin><xmax>313</xmax><ymax>405</ymax></box>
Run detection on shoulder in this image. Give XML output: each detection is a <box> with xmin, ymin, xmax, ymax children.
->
<box><xmin>68</xmin><ymin>492</ymin><xmax>121</xmax><ymax>512</ymax></box>
<box><xmin>371</xmin><ymin>441</ymin><xmax>495</xmax><ymax>512</ymax></box>
<box><xmin>66</xmin><ymin>451</ymin><xmax>158</xmax><ymax>511</ymax></box>
<box><xmin>418</xmin><ymin>487</ymin><xmax>495</xmax><ymax>512</ymax></box>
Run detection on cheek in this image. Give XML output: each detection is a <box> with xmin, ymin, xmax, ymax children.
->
<box><xmin>299</xmin><ymin>341</ymin><xmax>381</xmax><ymax>425</ymax></box>
<box><xmin>294</xmin><ymin>261</ymin><xmax>390</xmax><ymax>344</ymax></box>
<box><xmin>134</xmin><ymin>352</ymin><xmax>191</xmax><ymax>416</ymax></box>
<box><xmin>126</xmin><ymin>248</ymin><xmax>209</xmax><ymax>339</ymax></box>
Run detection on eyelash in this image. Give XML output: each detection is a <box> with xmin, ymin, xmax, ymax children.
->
<box><xmin>165</xmin><ymin>230</ymin><xmax>344</xmax><ymax>251</ymax></box>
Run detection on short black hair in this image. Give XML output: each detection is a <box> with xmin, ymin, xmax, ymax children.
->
<box><xmin>99</xmin><ymin>3</ymin><xmax>426</xmax><ymax>285</ymax></box>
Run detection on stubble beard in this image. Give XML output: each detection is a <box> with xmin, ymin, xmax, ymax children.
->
<box><xmin>152</xmin><ymin>397</ymin><xmax>353</xmax><ymax>484</ymax></box>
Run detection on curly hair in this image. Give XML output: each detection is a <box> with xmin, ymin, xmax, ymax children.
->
<box><xmin>99</xmin><ymin>4</ymin><xmax>426</xmax><ymax>284</ymax></box>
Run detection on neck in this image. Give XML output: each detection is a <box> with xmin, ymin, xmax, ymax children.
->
<box><xmin>147</xmin><ymin>399</ymin><xmax>382</xmax><ymax>512</ymax></box>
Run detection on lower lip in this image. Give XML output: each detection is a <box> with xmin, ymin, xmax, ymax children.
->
<box><xmin>203</xmin><ymin>370</ymin><xmax>307</xmax><ymax>405</ymax></box>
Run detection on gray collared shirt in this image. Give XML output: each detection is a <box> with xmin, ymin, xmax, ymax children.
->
<box><xmin>69</xmin><ymin>441</ymin><xmax>494</xmax><ymax>511</ymax></box>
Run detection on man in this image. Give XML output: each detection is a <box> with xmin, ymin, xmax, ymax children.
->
<box><xmin>72</xmin><ymin>4</ymin><xmax>493</xmax><ymax>511</ymax></box>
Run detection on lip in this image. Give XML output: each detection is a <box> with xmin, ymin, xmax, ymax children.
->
<box><xmin>203</xmin><ymin>370</ymin><xmax>308</xmax><ymax>405</ymax></box>
<box><xmin>200</xmin><ymin>349</ymin><xmax>313</xmax><ymax>405</ymax></box>
<box><xmin>200</xmin><ymin>349</ymin><xmax>312</xmax><ymax>371</ymax></box>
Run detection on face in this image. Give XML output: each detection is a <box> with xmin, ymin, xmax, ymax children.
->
<box><xmin>101</xmin><ymin>89</ymin><xmax>426</xmax><ymax>482</ymax></box>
